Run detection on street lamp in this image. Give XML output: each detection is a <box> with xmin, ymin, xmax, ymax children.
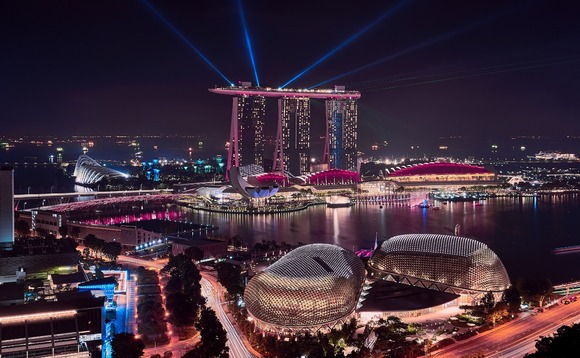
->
<box><xmin>50</xmin><ymin>186</ymin><xmax>54</xmax><ymax>193</ymax></box>
<box><xmin>27</xmin><ymin>186</ymin><xmax>31</xmax><ymax>194</ymax></box>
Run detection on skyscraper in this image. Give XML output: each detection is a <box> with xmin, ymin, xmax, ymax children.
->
<box><xmin>210</xmin><ymin>84</ymin><xmax>360</xmax><ymax>178</ymax></box>
<box><xmin>0</xmin><ymin>166</ymin><xmax>14</xmax><ymax>249</ymax></box>
<box><xmin>325</xmin><ymin>97</ymin><xmax>358</xmax><ymax>171</ymax></box>
<box><xmin>238</xmin><ymin>95</ymin><xmax>265</xmax><ymax>168</ymax></box>
<box><xmin>274</xmin><ymin>97</ymin><xmax>310</xmax><ymax>175</ymax></box>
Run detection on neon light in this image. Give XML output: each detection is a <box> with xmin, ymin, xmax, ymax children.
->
<box><xmin>280</xmin><ymin>0</ymin><xmax>408</xmax><ymax>88</ymax></box>
<box><xmin>236</xmin><ymin>0</ymin><xmax>260</xmax><ymax>87</ymax></box>
<box><xmin>141</xmin><ymin>0</ymin><xmax>234</xmax><ymax>85</ymax></box>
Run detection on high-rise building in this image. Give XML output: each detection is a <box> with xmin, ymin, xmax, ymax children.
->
<box><xmin>237</xmin><ymin>95</ymin><xmax>266</xmax><ymax>168</ymax></box>
<box><xmin>210</xmin><ymin>84</ymin><xmax>360</xmax><ymax>178</ymax></box>
<box><xmin>275</xmin><ymin>97</ymin><xmax>310</xmax><ymax>175</ymax></box>
<box><xmin>0</xmin><ymin>166</ymin><xmax>14</xmax><ymax>249</ymax></box>
<box><xmin>325</xmin><ymin>97</ymin><xmax>358</xmax><ymax>171</ymax></box>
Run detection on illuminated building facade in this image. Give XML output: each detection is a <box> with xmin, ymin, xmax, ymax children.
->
<box><xmin>368</xmin><ymin>234</ymin><xmax>510</xmax><ymax>304</ymax></box>
<box><xmin>244</xmin><ymin>243</ymin><xmax>365</xmax><ymax>335</ymax></box>
<box><xmin>73</xmin><ymin>155</ymin><xmax>129</xmax><ymax>185</ymax></box>
<box><xmin>325</xmin><ymin>95</ymin><xmax>358</xmax><ymax>171</ymax></box>
<box><xmin>0</xmin><ymin>166</ymin><xmax>14</xmax><ymax>250</ymax></box>
<box><xmin>210</xmin><ymin>85</ymin><xmax>360</xmax><ymax>179</ymax></box>
<box><xmin>274</xmin><ymin>97</ymin><xmax>311</xmax><ymax>175</ymax></box>
<box><xmin>0</xmin><ymin>295</ymin><xmax>106</xmax><ymax>357</ymax></box>
<box><xmin>237</xmin><ymin>95</ymin><xmax>266</xmax><ymax>168</ymax></box>
<box><xmin>386</xmin><ymin>162</ymin><xmax>496</xmax><ymax>183</ymax></box>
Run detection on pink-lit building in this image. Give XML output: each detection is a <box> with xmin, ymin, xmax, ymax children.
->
<box><xmin>386</xmin><ymin>162</ymin><xmax>496</xmax><ymax>183</ymax></box>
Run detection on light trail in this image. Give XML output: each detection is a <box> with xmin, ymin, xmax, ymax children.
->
<box><xmin>362</xmin><ymin>55</ymin><xmax>580</xmax><ymax>92</ymax></box>
<box><xmin>309</xmin><ymin>4</ymin><xmax>529</xmax><ymax>89</ymax></box>
<box><xmin>279</xmin><ymin>0</ymin><xmax>408</xmax><ymax>89</ymax></box>
<box><xmin>201</xmin><ymin>278</ymin><xmax>256</xmax><ymax>358</ymax></box>
<box><xmin>236</xmin><ymin>0</ymin><xmax>260</xmax><ymax>87</ymax></box>
<box><xmin>141</xmin><ymin>0</ymin><xmax>234</xmax><ymax>85</ymax></box>
<box><xmin>431</xmin><ymin>299</ymin><xmax>580</xmax><ymax>357</ymax></box>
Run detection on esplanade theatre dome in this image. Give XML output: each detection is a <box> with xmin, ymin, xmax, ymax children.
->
<box><xmin>368</xmin><ymin>234</ymin><xmax>509</xmax><ymax>300</ymax></box>
<box><xmin>244</xmin><ymin>244</ymin><xmax>365</xmax><ymax>334</ymax></box>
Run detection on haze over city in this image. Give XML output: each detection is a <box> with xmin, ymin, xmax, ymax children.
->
<box><xmin>2</xmin><ymin>1</ymin><xmax>580</xmax><ymax>358</ymax></box>
<box><xmin>2</xmin><ymin>0</ymin><xmax>580</xmax><ymax>141</ymax></box>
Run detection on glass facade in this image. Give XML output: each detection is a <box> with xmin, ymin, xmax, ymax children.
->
<box><xmin>245</xmin><ymin>244</ymin><xmax>365</xmax><ymax>334</ymax></box>
<box><xmin>73</xmin><ymin>155</ymin><xmax>128</xmax><ymax>185</ymax></box>
<box><xmin>280</xmin><ymin>97</ymin><xmax>310</xmax><ymax>175</ymax></box>
<box><xmin>369</xmin><ymin>234</ymin><xmax>510</xmax><ymax>293</ymax></box>
<box><xmin>237</xmin><ymin>95</ymin><xmax>265</xmax><ymax>168</ymax></box>
<box><xmin>327</xmin><ymin>99</ymin><xmax>357</xmax><ymax>171</ymax></box>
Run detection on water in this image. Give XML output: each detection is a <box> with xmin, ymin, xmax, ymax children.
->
<box><xmin>176</xmin><ymin>194</ymin><xmax>580</xmax><ymax>285</ymax></box>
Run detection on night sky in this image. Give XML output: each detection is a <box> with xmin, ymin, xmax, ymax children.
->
<box><xmin>2</xmin><ymin>0</ymin><xmax>580</xmax><ymax>145</ymax></box>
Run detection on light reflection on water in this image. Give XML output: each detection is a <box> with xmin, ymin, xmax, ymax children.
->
<box><xmin>177</xmin><ymin>194</ymin><xmax>580</xmax><ymax>284</ymax></box>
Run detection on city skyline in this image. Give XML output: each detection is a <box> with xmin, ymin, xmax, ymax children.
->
<box><xmin>2</xmin><ymin>0</ymin><xmax>580</xmax><ymax>144</ymax></box>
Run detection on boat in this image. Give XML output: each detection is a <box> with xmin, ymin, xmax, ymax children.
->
<box><xmin>417</xmin><ymin>199</ymin><xmax>430</xmax><ymax>208</ymax></box>
<box><xmin>528</xmin><ymin>151</ymin><xmax>579</xmax><ymax>161</ymax></box>
<box><xmin>326</xmin><ymin>196</ymin><xmax>352</xmax><ymax>208</ymax></box>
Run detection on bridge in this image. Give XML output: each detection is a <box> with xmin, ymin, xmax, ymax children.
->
<box><xmin>14</xmin><ymin>189</ymin><xmax>164</xmax><ymax>210</ymax></box>
<box><xmin>553</xmin><ymin>280</ymin><xmax>580</xmax><ymax>296</ymax></box>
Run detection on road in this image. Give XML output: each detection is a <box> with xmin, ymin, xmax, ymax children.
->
<box><xmin>117</xmin><ymin>255</ymin><xmax>259</xmax><ymax>358</ymax></box>
<box><xmin>431</xmin><ymin>300</ymin><xmax>580</xmax><ymax>357</ymax></box>
<box><xmin>201</xmin><ymin>276</ymin><xmax>258</xmax><ymax>358</ymax></box>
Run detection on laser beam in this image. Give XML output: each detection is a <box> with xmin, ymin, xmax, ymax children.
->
<box><xmin>364</xmin><ymin>55</ymin><xmax>580</xmax><ymax>92</ymax></box>
<box><xmin>356</xmin><ymin>54</ymin><xmax>579</xmax><ymax>91</ymax></box>
<box><xmin>237</xmin><ymin>0</ymin><xmax>260</xmax><ymax>87</ymax></box>
<box><xmin>309</xmin><ymin>4</ymin><xmax>527</xmax><ymax>89</ymax></box>
<box><xmin>279</xmin><ymin>0</ymin><xmax>408</xmax><ymax>89</ymax></box>
<box><xmin>142</xmin><ymin>0</ymin><xmax>234</xmax><ymax>85</ymax></box>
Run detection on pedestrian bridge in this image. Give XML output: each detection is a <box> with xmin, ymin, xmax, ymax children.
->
<box><xmin>553</xmin><ymin>281</ymin><xmax>580</xmax><ymax>295</ymax></box>
<box><xmin>14</xmin><ymin>189</ymin><xmax>164</xmax><ymax>209</ymax></box>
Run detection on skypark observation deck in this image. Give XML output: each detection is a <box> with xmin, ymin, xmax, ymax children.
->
<box><xmin>209</xmin><ymin>86</ymin><xmax>361</xmax><ymax>99</ymax></box>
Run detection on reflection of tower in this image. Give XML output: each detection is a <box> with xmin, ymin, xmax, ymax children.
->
<box><xmin>324</xmin><ymin>90</ymin><xmax>358</xmax><ymax>171</ymax></box>
<box><xmin>0</xmin><ymin>166</ymin><xmax>14</xmax><ymax>250</ymax></box>
<box><xmin>273</xmin><ymin>98</ymin><xmax>310</xmax><ymax>175</ymax></box>
<box><xmin>227</xmin><ymin>94</ymin><xmax>265</xmax><ymax>174</ymax></box>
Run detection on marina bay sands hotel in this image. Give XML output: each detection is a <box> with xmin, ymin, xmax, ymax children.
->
<box><xmin>209</xmin><ymin>83</ymin><xmax>361</xmax><ymax>177</ymax></box>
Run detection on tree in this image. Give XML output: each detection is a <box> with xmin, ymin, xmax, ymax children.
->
<box><xmin>526</xmin><ymin>323</ymin><xmax>580</xmax><ymax>357</ymax></box>
<box><xmin>184</xmin><ymin>246</ymin><xmax>204</xmax><ymax>262</ymax></box>
<box><xmin>70</xmin><ymin>226</ymin><xmax>81</xmax><ymax>240</ymax></box>
<box><xmin>163</xmin><ymin>254</ymin><xmax>203</xmax><ymax>300</ymax></box>
<box><xmin>516</xmin><ymin>278</ymin><xmax>553</xmax><ymax>307</ymax></box>
<box><xmin>58</xmin><ymin>225</ymin><xmax>69</xmax><ymax>238</ymax></box>
<box><xmin>165</xmin><ymin>292</ymin><xmax>196</xmax><ymax>328</ymax></box>
<box><xmin>502</xmin><ymin>285</ymin><xmax>521</xmax><ymax>313</ymax></box>
<box><xmin>487</xmin><ymin>302</ymin><xmax>509</xmax><ymax>327</ymax></box>
<box><xmin>186</xmin><ymin>307</ymin><xmax>229</xmax><ymax>358</ymax></box>
<box><xmin>480</xmin><ymin>291</ymin><xmax>495</xmax><ymax>314</ymax></box>
<box><xmin>83</xmin><ymin>234</ymin><xmax>105</xmax><ymax>258</ymax></box>
<box><xmin>14</xmin><ymin>220</ymin><xmax>30</xmax><ymax>237</ymax></box>
<box><xmin>111</xmin><ymin>332</ymin><xmax>145</xmax><ymax>358</ymax></box>
<box><xmin>103</xmin><ymin>241</ymin><xmax>122</xmax><ymax>261</ymax></box>
<box><xmin>215</xmin><ymin>262</ymin><xmax>244</xmax><ymax>297</ymax></box>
